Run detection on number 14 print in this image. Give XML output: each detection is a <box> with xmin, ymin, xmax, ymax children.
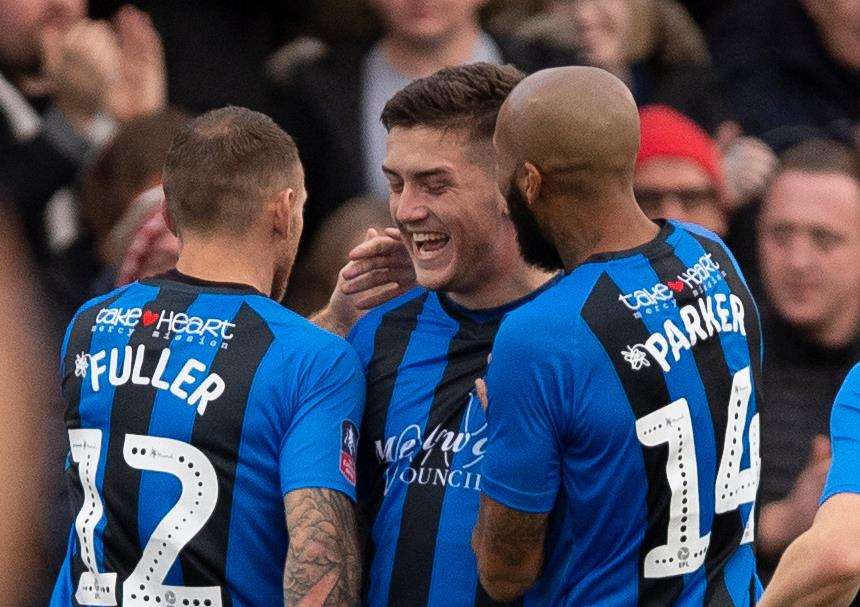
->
<box><xmin>636</xmin><ymin>366</ymin><xmax>760</xmax><ymax>578</ymax></box>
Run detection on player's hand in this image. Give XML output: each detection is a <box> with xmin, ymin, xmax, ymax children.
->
<box><xmin>107</xmin><ymin>5</ymin><xmax>166</xmax><ymax>121</ymax></box>
<box><xmin>474</xmin><ymin>354</ymin><xmax>491</xmax><ymax>413</ymax></box>
<box><xmin>340</xmin><ymin>227</ymin><xmax>415</xmax><ymax>307</ymax></box>
<box><xmin>311</xmin><ymin>228</ymin><xmax>415</xmax><ymax>336</ymax></box>
<box><xmin>475</xmin><ymin>378</ymin><xmax>489</xmax><ymax>413</ymax></box>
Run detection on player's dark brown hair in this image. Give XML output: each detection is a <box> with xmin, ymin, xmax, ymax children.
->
<box><xmin>381</xmin><ymin>62</ymin><xmax>525</xmax><ymax>142</ymax></box>
<box><xmin>777</xmin><ymin>138</ymin><xmax>859</xmax><ymax>181</ymax></box>
<box><xmin>163</xmin><ymin>106</ymin><xmax>301</xmax><ymax>235</ymax></box>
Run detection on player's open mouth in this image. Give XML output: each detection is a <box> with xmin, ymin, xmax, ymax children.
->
<box><xmin>411</xmin><ymin>231</ymin><xmax>450</xmax><ymax>258</ymax></box>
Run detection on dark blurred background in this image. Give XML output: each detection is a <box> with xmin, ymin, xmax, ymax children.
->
<box><xmin>0</xmin><ymin>1</ymin><xmax>857</xmax><ymax>603</ymax></box>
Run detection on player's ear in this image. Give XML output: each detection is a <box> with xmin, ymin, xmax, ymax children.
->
<box><xmin>517</xmin><ymin>162</ymin><xmax>544</xmax><ymax>207</ymax></box>
<box><xmin>161</xmin><ymin>199</ymin><xmax>178</xmax><ymax>237</ymax></box>
<box><xmin>271</xmin><ymin>187</ymin><xmax>295</xmax><ymax>237</ymax></box>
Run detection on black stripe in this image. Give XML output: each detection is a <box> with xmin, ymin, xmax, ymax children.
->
<box><xmin>101</xmin><ymin>288</ymin><xmax>198</xmax><ymax>583</ymax></box>
<box><xmin>62</xmin><ymin>292</ymin><xmax>128</xmax><ymax>431</ymax></box>
<box><xmin>687</xmin><ymin>233</ymin><xmax>764</xmax><ymax>607</ymax></box>
<box><xmin>180</xmin><ymin>303</ymin><xmax>274</xmax><ymax>605</ymax></box>
<box><xmin>62</xmin><ymin>291</ymin><xmax>127</xmax><ymax>604</ymax></box>
<box><xmin>388</xmin><ymin>318</ymin><xmax>499</xmax><ymax>606</ymax></box>
<box><xmin>581</xmin><ymin>271</ymin><xmax>684</xmax><ymax>607</ymax></box>
<box><xmin>688</xmin><ymin>233</ymin><xmax>763</xmax><ymax>415</ymax></box>
<box><xmin>358</xmin><ymin>294</ymin><xmax>428</xmax><ymax>581</ymax></box>
<box><xmin>644</xmin><ymin>243</ymin><xmax>739</xmax><ymax>605</ymax></box>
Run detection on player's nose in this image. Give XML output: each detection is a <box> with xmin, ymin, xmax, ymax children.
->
<box><xmin>394</xmin><ymin>189</ymin><xmax>430</xmax><ymax>224</ymax></box>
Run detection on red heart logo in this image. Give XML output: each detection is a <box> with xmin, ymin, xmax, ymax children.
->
<box><xmin>142</xmin><ymin>310</ymin><xmax>160</xmax><ymax>326</ymax></box>
<box><xmin>667</xmin><ymin>280</ymin><xmax>685</xmax><ymax>293</ymax></box>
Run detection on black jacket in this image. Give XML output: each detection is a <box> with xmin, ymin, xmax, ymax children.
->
<box><xmin>0</xmin><ymin>92</ymin><xmax>81</xmax><ymax>260</ymax></box>
<box><xmin>709</xmin><ymin>0</ymin><xmax>859</xmax><ymax>150</ymax></box>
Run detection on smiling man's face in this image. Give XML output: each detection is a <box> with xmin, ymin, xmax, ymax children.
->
<box><xmin>383</xmin><ymin>126</ymin><xmax>513</xmax><ymax>296</ymax></box>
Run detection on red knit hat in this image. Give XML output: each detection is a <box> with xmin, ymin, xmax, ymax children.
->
<box><xmin>636</xmin><ymin>105</ymin><xmax>723</xmax><ymax>188</ymax></box>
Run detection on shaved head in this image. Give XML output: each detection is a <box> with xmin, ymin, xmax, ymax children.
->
<box><xmin>494</xmin><ymin>66</ymin><xmax>658</xmax><ymax>270</ymax></box>
<box><xmin>495</xmin><ymin>66</ymin><xmax>640</xmax><ymax>183</ymax></box>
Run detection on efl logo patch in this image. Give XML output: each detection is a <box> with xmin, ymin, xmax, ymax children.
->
<box><xmin>340</xmin><ymin>420</ymin><xmax>358</xmax><ymax>486</ymax></box>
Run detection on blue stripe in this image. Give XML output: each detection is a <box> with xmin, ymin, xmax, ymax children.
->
<box><xmin>223</xmin><ymin>326</ymin><xmax>284</xmax><ymax>606</ymax></box>
<box><xmin>137</xmin><ymin>293</ymin><xmax>246</xmax><ymax>586</ymax></box>
<box><xmin>348</xmin><ymin>288</ymin><xmax>427</xmax><ymax>370</ymax></box>
<box><xmin>78</xmin><ymin>283</ymin><xmax>161</xmax><ymax>572</ymax></box>
<box><xmin>606</xmin><ymin>257</ymin><xmax>719</xmax><ymax>602</ymax></box>
<box><xmin>428</xmin><ymin>391</ymin><xmax>485</xmax><ymax>606</ymax></box>
<box><xmin>673</xmin><ymin>232</ymin><xmax>759</xmax><ymax>549</ymax></box>
<box><xmin>368</xmin><ymin>295</ymin><xmax>459</xmax><ymax>606</ymax></box>
<box><xmin>549</xmin><ymin>319</ymin><xmax>647</xmax><ymax>605</ymax></box>
<box><xmin>723</xmin><ymin>543</ymin><xmax>757</xmax><ymax>607</ymax></box>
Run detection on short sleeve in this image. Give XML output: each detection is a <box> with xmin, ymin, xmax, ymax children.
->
<box><xmin>479</xmin><ymin>318</ymin><xmax>564</xmax><ymax>513</ymax></box>
<box><xmin>821</xmin><ymin>364</ymin><xmax>860</xmax><ymax>504</ymax></box>
<box><xmin>279</xmin><ymin>342</ymin><xmax>366</xmax><ymax>501</ymax></box>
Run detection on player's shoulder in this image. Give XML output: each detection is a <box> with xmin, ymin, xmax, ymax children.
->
<box><xmin>494</xmin><ymin>272</ymin><xmax>596</xmax><ymax>355</ymax></box>
<box><xmin>348</xmin><ymin>287</ymin><xmax>428</xmax><ymax>344</ymax></box>
<box><xmin>836</xmin><ymin>362</ymin><xmax>860</xmax><ymax>404</ymax></box>
<box><xmin>504</xmin><ymin>265</ymin><xmax>605</xmax><ymax>323</ymax></box>
<box><xmin>244</xmin><ymin>296</ymin><xmax>364</xmax><ymax>389</ymax></box>
<box><xmin>245</xmin><ymin>295</ymin><xmax>353</xmax><ymax>352</ymax></box>
<box><xmin>69</xmin><ymin>283</ymin><xmax>139</xmax><ymax>326</ymax></box>
<box><xmin>670</xmin><ymin>218</ymin><xmax>722</xmax><ymax>242</ymax></box>
<box><xmin>669</xmin><ymin>219</ymin><xmax>736</xmax><ymax>258</ymax></box>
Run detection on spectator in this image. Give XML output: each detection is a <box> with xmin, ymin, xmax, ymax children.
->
<box><xmin>756</xmin><ymin>138</ymin><xmax>860</xmax><ymax>582</ymax></box>
<box><xmin>90</xmin><ymin>0</ymin><xmax>298</xmax><ymax>113</ymax></box>
<box><xmin>39</xmin><ymin>108</ymin><xmax>186</xmax><ymax>317</ymax></box>
<box><xmin>635</xmin><ymin>104</ymin><xmax>728</xmax><ymax>234</ymax></box>
<box><xmin>113</xmin><ymin>193</ymin><xmax>179</xmax><ymax>287</ymax></box>
<box><xmin>269</xmin><ymin>0</ymin><xmax>576</xmax><ymax>249</ymax></box>
<box><xmin>515</xmin><ymin>0</ymin><xmax>728</xmax><ymax>133</ymax></box>
<box><xmin>78</xmin><ymin>109</ymin><xmax>188</xmax><ymax>286</ymax></box>
<box><xmin>517</xmin><ymin>0</ymin><xmax>780</xmax><ymax>213</ymax></box>
<box><xmin>709</xmin><ymin>0</ymin><xmax>860</xmax><ymax>150</ymax></box>
<box><xmin>0</xmin><ymin>0</ymin><xmax>165</xmax><ymax>261</ymax></box>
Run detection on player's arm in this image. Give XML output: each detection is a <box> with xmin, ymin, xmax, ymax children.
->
<box><xmin>471</xmin><ymin>318</ymin><xmax>563</xmax><ymax>602</ymax></box>
<box><xmin>279</xmin><ymin>340</ymin><xmax>367</xmax><ymax>606</ymax></box>
<box><xmin>472</xmin><ymin>495</ymin><xmax>549</xmax><ymax>602</ymax></box>
<box><xmin>311</xmin><ymin>228</ymin><xmax>414</xmax><ymax>336</ymax></box>
<box><xmin>283</xmin><ymin>488</ymin><xmax>361</xmax><ymax>606</ymax></box>
<box><xmin>759</xmin><ymin>493</ymin><xmax>860</xmax><ymax>607</ymax></box>
<box><xmin>761</xmin><ymin>366</ymin><xmax>860</xmax><ymax>606</ymax></box>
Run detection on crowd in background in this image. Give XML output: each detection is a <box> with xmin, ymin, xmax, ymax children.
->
<box><xmin>0</xmin><ymin>0</ymin><xmax>857</xmax><ymax>604</ymax></box>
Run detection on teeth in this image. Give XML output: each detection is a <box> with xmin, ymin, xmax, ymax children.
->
<box><xmin>412</xmin><ymin>232</ymin><xmax>448</xmax><ymax>244</ymax></box>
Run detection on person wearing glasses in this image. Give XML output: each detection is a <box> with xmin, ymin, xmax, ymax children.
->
<box><xmin>634</xmin><ymin>104</ymin><xmax>728</xmax><ymax>236</ymax></box>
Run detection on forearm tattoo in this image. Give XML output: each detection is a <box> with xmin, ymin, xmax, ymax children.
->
<box><xmin>284</xmin><ymin>488</ymin><xmax>361</xmax><ymax>606</ymax></box>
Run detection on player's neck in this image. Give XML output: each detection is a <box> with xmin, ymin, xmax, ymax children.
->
<box><xmin>554</xmin><ymin>203</ymin><xmax>660</xmax><ymax>271</ymax></box>
<box><xmin>445</xmin><ymin>261</ymin><xmax>554</xmax><ymax>311</ymax></box>
<box><xmin>382</xmin><ymin>25</ymin><xmax>481</xmax><ymax>79</ymax></box>
<box><xmin>175</xmin><ymin>237</ymin><xmax>274</xmax><ymax>298</ymax></box>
